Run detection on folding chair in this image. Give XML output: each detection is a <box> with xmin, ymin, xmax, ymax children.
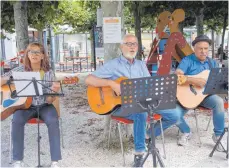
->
<box><xmin>108</xmin><ymin>114</ymin><xmax>165</xmax><ymax>166</ymax></box>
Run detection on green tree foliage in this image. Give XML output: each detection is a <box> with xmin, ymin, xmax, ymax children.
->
<box><xmin>54</xmin><ymin>0</ymin><xmax>100</xmax><ymax>33</ymax></box>
<box><xmin>1</xmin><ymin>1</ymin><xmax>15</xmax><ymax>33</ymax></box>
<box><xmin>1</xmin><ymin>0</ymin><xmax>99</xmax><ymax>34</ymax></box>
<box><xmin>1</xmin><ymin>1</ymin><xmax>227</xmax><ymax>36</ymax></box>
<box><xmin>1</xmin><ymin>1</ymin><xmax>59</xmax><ymax>32</ymax></box>
<box><xmin>124</xmin><ymin>1</ymin><xmax>157</xmax><ymax>31</ymax></box>
<box><xmin>204</xmin><ymin>1</ymin><xmax>228</xmax><ymax>33</ymax></box>
<box><xmin>27</xmin><ymin>1</ymin><xmax>59</xmax><ymax>31</ymax></box>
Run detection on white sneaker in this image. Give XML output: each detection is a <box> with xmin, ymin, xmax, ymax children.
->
<box><xmin>13</xmin><ymin>161</ymin><xmax>22</xmax><ymax>168</ymax></box>
<box><xmin>51</xmin><ymin>161</ymin><xmax>59</xmax><ymax>168</ymax></box>
<box><xmin>177</xmin><ymin>132</ymin><xmax>192</xmax><ymax>146</ymax></box>
<box><xmin>212</xmin><ymin>134</ymin><xmax>224</xmax><ymax>152</ymax></box>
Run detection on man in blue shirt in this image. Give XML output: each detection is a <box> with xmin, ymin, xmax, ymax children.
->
<box><xmin>85</xmin><ymin>34</ymin><xmax>150</xmax><ymax>167</ymax></box>
<box><xmin>86</xmin><ymin>34</ymin><xmax>193</xmax><ymax>166</ymax></box>
<box><xmin>175</xmin><ymin>35</ymin><xmax>225</xmax><ymax>150</ymax></box>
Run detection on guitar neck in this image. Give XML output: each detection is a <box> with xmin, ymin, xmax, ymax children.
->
<box><xmin>55</xmin><ymin>75</ymin><xmax>79</xmax><ymax>84</ymax></box>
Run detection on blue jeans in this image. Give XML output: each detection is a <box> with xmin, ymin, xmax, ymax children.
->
<box><xmin>12</xmin><ymin>104</ymin><xmax>61</xmax><ymax>161</ymax></box>
<box><xmin>112</xmin><ymin>105</ymin><xmax>190</xmax><ymax>152</ymax></box>
<box><xmin>199</xmin><ymin>95</ymin><xmax>225</xmax><ymax>136</ymax></box>
<box><xmin>112</xmin><ymin>108</ymin><xmax>147</xmax><ymax>153</ymax></box>
<box><xmin>112</xmin><ymin>94</ymin><xmax>225</xmax><ymax>152</ymax></box>
<box><xmin>152</xmin><ymin>94</ymin><xmax>225</xmax><ymax>137</ymax></box>
<box><xmin>153</xmin><ymin>104</ymin><xmax>190</xmax><ymax>137</ymax></box>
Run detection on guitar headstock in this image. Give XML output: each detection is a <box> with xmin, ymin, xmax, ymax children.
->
<box><xmin>61</xmin><ymin>76</ymin><xmax>79</xmax><ymax>84</ymax></box>
<box><xmin>177</xmin><ymin>75</ymin><xmax>187</xmax><ymax>85</ymax></box>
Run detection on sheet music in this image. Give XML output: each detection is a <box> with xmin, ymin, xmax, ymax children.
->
<box><xmin>12</xmin><ymin>71</ymin><xmax>43</xmax><ymax>96</ymax></box>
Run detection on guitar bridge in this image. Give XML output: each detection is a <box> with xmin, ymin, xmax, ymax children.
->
<box><xmin>99</xmin><ymin>88</ymin><xmax>105</xmax><ymax>104</ymax></box>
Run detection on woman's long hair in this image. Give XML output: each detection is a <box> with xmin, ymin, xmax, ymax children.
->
<box><xmin>24</xmin><ymin>42</ymin><xmax>50</xmax><ymax>72</ymax></box>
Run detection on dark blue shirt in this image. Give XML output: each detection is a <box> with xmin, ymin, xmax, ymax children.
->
<box><xmin>177</xmin><ymin>54</ymin><xmax>218</xmax><ymax>75</ymax></box>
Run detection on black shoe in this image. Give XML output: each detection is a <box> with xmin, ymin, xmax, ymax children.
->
<box><xmin>133</xmin><ymin>154</ymin><xmax>144</xmax><ymax>167</ymax></box>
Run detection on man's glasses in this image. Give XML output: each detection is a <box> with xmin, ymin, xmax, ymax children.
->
<box><xmin>29</xmin><ymin>50</ymin><xmax>42</xmax><ymax>55</ymax></box>
<box><xmin>123</xmin><ymin>42</ymin><xmax>138</xmax><ymax>47</ymax></box>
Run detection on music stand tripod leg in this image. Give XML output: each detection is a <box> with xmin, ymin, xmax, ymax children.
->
<box><xmin>8</xmin><ymin>77</ymin><xmax>64</xmax><ymax>167</ymax></box>
<box><xmin>119</xmin><ymin>74</ymin><xmax>177</xmax><ymax>167</ymax></box>
<box><xmin>36</xmin><ymin>105</ymin><xmax>42</xmax><ymax>167</ymax></box>
<box><xmin>31</xmin><ymin>79</ymin><xmax>42</xmax><ymax>167</ymax></box>
<box><xmin>140</xmin><ymin>106</ymin><xmax>165</xmax><ymax>167</ymax></box>
<box><xmin>227</xmin><ymin>127</ymin><xmax>229</xmax><ymax>159</ymax></box>
<box><xmin>209</xmin><ymin>128</ymin><xmax>227</xmax><ymax>157</ymax></box>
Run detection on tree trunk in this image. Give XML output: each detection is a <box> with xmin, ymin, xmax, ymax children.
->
<box><xmin>13</xmin><ymin>1</ymin><xmax>29</xmax><ymax>51</ymax></box>
<box><xmin>133</xmin><ymin>2</ymin><xmax>142</xmax><ymax>60</ymax></box>
<box><xmin>195</xmin><ymin>7</ymin><xmax>204</xmax><ymax>36</ymax></box>
<box><xmin>1</xmin><ymin>37</ymin><xmax>6</xmax><ymax>60</ymax></box>
<box><xmin>55</xmin><ymin>35</ymin><xmax>60</xmax><ymax>62</ymax></box>
<box><xmin>90</xmin><ymin>29</ymin><xmax>95</xmax><ymax>63</ymax></box>
<box><xmin>101</xmin><ymin>1</ymin><xmax>124</xmax><ymax>62</ymax></box>
<box><xmin>49</xmin><ymin>26</ymin><xmax>55</xmax><ymax>71</ymax></box>
<box><xmin>38</xmin><ymin>31</ymin><xmax>43</xmax><ymax>44</ymax></box>
<box><xmin>228</xmin><ymin>30</ymin><xmax>229</xmax><ymax>51</ymax></box>
<box><xmin>100</xmin><ymin>1</ymin><xmax>128</xmax><ymax>139</ymax></box>
<box><xmin>220</xmin><ymin>13</ymin><xmax>227</xmax><ymax>62</ymax></box>
<box><xmin>211</xmin><ymin>29</ymin><xmax>215</xmax><ymax>58</ymax></box>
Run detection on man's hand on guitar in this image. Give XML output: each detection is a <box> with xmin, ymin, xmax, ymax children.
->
<box><xmin>188</xmin><ymin>77</ymin><xmax>206</xmax><ymax>88</ymax></box>
<box><xmin>46</xmin><ymin>96</ymin><xmax>56</xmax><ymax>104</ymax></box>
<box><xmin>195</xmin><ymin>78</ymin><xmax>207</xmax><ymax>88</ymax></box>
<box><xmin>109</xmin><ymin>80</ymin><xmax>121</xmax><ymax>96</ymax></box>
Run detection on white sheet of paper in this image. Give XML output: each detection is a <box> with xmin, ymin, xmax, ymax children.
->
<box><xmin>103</xmin><ymin>17</ymin><xmax>121</xmax><ymax>43</ymax></box>
<box><xmin>12</xmin><ymin>71</ymin><xmax>43</xmax><ymax>96</ymax></box>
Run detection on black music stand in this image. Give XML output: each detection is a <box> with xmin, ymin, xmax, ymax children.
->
<box><xmin>202</xmin><ymin>68</ymin><xmax>228</xmax><ymax>159</ymax></box>
<box><xmin>7</xmin><ymin>77</ymin><xmax>64</xmax><ymax>167</ymax></box>
<box><xmin>119</xmin><ymin>74</ymin><xmax>177</xmax><ymax>167</ymax></box>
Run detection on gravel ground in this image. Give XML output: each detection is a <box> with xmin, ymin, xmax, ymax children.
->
<box><xmin>1</xmin><ymin>72</ymin><xmax>228</xmax><ymax>167</ymax></box>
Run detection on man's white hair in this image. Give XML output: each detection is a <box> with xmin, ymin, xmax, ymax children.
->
<box><xmin>121</xmin><ymin>34</ymin><xmax>138</xmax><ymax>44</ymax></box>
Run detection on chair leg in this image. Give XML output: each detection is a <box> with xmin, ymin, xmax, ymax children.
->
<box><xmin>117</xmin><ymin>123</ymin><xmax>125</xmax><ymax>167</ymax></box>
<box><xmin>73</xmin><ymin>64</ymin><xmax>76</xmax><ymax>73</ymax></box>
<box><xmin>9</xmin><ymin>119</ymin><xmax>13</xmax><ymax>164</ymax></box>
<box><xmin>125</xmin><ymin>125</ymin><xmax>129</xmax><ymax>138</ymax></box>
<box><xmin>91</xmin><ymin>63</ymin><xmax>94</xmax><ymax>72</ymax></box>
<box><xmin>59</xmin><ymin>118</ymin><xmax>64</xmax><ymax>148</ymax></box>
<box><xmin>194</xmin><ymin>110</ymin><xmax>202</xmax><ymax>147</ymax></box>
<box><xmin>108</xmin><ymin>119</ymin><xmax>112</xmax><ymax>149</ymax></box>
<box><xmin>159</xmin><ymin>119</ymin><xmax>166</xmax><ymax>159</ymax></box>
<box><xmin>205</xmin><ymin>116</ymin><xmax>212</xmax><ymax>131</ymax></box>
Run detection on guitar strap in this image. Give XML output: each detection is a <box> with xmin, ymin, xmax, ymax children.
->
<box><xmin>206</xmin><ymin>57</ymin><xmax>213</xmax><ymax>98</ymax></box>
<box><xmin>40</xmin><ymin>70</ymin><xmax>45</xmax><ymax>80</ymax></box>
<box><xmin>207</xmin><ymin>57</ymin><xmax>213</xmax><ymax>70</ymax></box>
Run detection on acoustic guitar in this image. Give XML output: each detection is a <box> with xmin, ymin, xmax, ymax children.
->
<box><xmin>87</xmin><ymin>71</ymin><xmax>210</xmax><ymax>114</ymax></box>
<box><xmin>0</xmin><ymin>84</ymin><xmax>32</xmax><ymax>121</ymax></box>
<box><xmin>176</xmin><ymin>70</ymin><xmax>210</xmax><ymax>109</ymax></box>
<box><xmin>1</xmin><ymin>75</ymin><xmax>79</xmax><ymax>121</ymax></box>
<box><xmin>87</xmin><ymin>77</ymin><xmax>127</xmax><ymax>115</ymax></box>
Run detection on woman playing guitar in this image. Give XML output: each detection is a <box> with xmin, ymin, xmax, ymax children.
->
<box><xmin>1</xmin><ymin>42</ymin><xmax>61</xmax><ymax>167</ymax></box>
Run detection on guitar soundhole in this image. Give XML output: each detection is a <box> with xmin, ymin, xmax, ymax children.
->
<box><xmin>114</xmin><ymin>91</ymin><xmax>119</xmax><ymax>96</ymax></box>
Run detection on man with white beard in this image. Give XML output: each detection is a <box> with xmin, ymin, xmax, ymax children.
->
<box><xmin>85</xmin><ymin>34</ymin><xmax>150</xmax><ymax>167</ymax></box>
